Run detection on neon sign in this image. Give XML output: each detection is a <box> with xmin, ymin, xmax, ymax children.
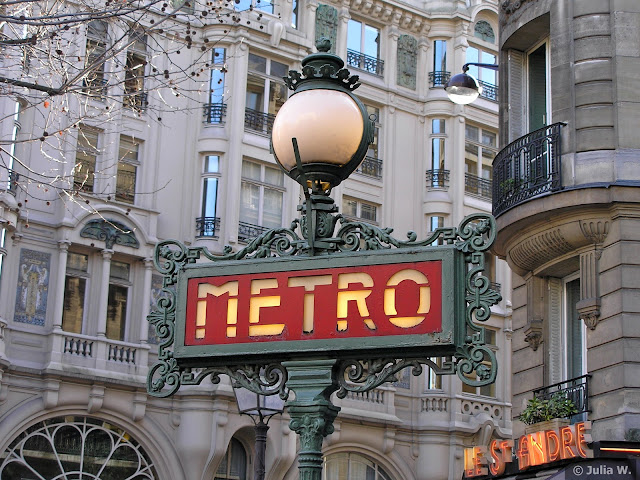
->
<box><xmin>464</xmin><ymin>422</ymin><xmax>593</xmax><ymax>477</ymax></box>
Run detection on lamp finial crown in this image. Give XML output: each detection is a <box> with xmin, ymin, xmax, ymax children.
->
<box><xmin>316</xmin><ymin>37</ymin><xmax>331</xmax><ymax>52</ymax></box>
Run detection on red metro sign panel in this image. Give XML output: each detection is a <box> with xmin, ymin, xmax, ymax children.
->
<box><xmin>173</xmin><ymin>248</ymin><xmax>462</xmax><ymax>365</ymax></box>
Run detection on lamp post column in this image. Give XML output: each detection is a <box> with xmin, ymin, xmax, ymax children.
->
<box><xmin>284</xmin><ymin>360</ymin><xmax>340</xmax><ymax>480</ymax></box>
<box><xmin>254</xmin><ymin>420</ymin><xmax>269</xmax><ymax>480</ymax></box>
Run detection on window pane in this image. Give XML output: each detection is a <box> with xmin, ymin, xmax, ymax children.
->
<box><xmin>433</xmin><ymin>40</ymin><xmax>446</xmax><ymax>71</ymax></box>
<box><xmin>270</xmin><ymin>60</ymin><xmax>288</xmax><ymax>78</ymax></box>
<box><xmin>67</xmin><ymin>253</ymin><xmax>88</xmax><ymax>272</ymax></box>
<box><xmin>106</xmin><ymin>284</ymin><xmax>128</xmax><ymax>341</ymax></box>
<box><xmin>240</xmin><ymin>182</ymin><xmax>260</xmax><ymax>224</ymax></box>
<box><xmin>268</xmin><ymin>81</ymin><xmax>287</xmax><ymax>116</ymax></box>
<box><xmin>246</xmin><ymin>74</ymin><xmax>265</xmax><ymax>111</ymax></box>
<box><xmin>262</xmin><ymin>188</ymin><xmax>283</xmax><ymax>228</ymax></box>
<box><xmin>264</xmin><ymin>165</ymin><xmax>283</xmax><ymax>186</ymax></box>
<box><xmin>342</xmin><ymin>198</ymin><xmax>358</xmax><ymax>217</ymax></box>
<box><xmin>248</xmin><ymin>53</ymin><xmax>267</xmax><ymax>73</ymax></box>
<box><xmin>110</xmin><ymin>261</ymin><xmax>130</xmax><ymax>281</ymax></box>
<box><xmin>431</xmin><ymin>138</ymin><xmax>445</xmax><ymax>171</ymax></box>
<box><xmin>202</xmin><ymin>177</ymin><xmax>219</xmax><ymax>218</ymax></box>
<box><xmin>118</xmin><ymin>137</ymin><xmax>139</xmax><ymax>163</ymax></box>
<box><xmin>242</xmin><ymin>161</ymin><xmax>261</xmax><ymax>181</ymax></box>
<box><xmin>205</xmin><ymin>155</ymin><xmax>220</xmax><ymax>173</ymax></box>
<box><xmin>364</xmin><ymin>25</ymin><xmax>380</xmax><ymax>58</ymax></box>
<box><xmin>116</xmin><ymin>162</ymin><xmax>136</xmax><ymax>204</ymax></box>
<box><xmin>360</xmin><ymin>203</ymin><xmax>377</xmax><ymax>222</ymax></box>
<box><xmin>465</xmin><ymin>125</ymin><xmax>479</xmax><ymax>141</ymax></box>
<box><xmin>432</xmin><ymin>119</ymin><xmax>445</xmax><ymax>134</ymax></box>
<box><xmin>347</xmin><ymin>20</ymin><xmax>361</xmax><ymax>52</ymax></box>
<box><xmin>62</xmin><ymin>276</ymin><xmax>86</xmax><ymax>333</ymax></box>
<box><xmin>481</xmin><ymin>130</ymin><xmax>496</xmax><ymax>147</ymax></box>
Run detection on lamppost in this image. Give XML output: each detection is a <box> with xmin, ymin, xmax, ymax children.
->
<box><xmin>444</xmin><ymin>62</ymin><xmax>499</xmax><ymax>104</ymax></box>
<box><xmin>271</xmin><ymin>37</ymin><xmax>374</xmax><ymax>254</ymax></box>
<box><xmin>234</xmin><ymin>385</ymin><xmax>286</xmax><ymax>480</ymax></box>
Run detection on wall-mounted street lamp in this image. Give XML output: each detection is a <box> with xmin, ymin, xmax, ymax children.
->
<box><xmin>234</xmin><ymin>386</ymin><xmax>286</xmax><ymax>480</ymax></box>
<box><xmin>271</xmin><ymin>38</ymin><xmax>374</xmax><ymax>254</ymax></box>
<box><xmin>444</xmin><ymin>62</ymin><xmax>499</xmax><ymax>104</ymax></box>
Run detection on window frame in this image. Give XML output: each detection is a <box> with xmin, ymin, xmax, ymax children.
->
<box><xmin>341</xmin><ymin>196</ymin><xmax>379</xmax><ymax>225</ymax></box>
<box><xmin>116</xmin><ymin>135</ymin><xmax>140</xmax><ymax>204</ymax></box>
<box><xmin>525</xmin><ymin>38</ymin><xmax>551</xmax><ymax>132</ymax></box>
<box><xmin>74</xmin><ymin>126</ymin><xmax>101</xmax><ymax>193</ymax></box>
<box><xmin>239</xmin><ymin>160</ymin><xmax>286</xmax><ymax>230</ymax></box>
<box><xmin>245</xmin><ymin>53</ymin><xmax>289</xmax><ymax>133</ymax></box>
<box><xmin>62</xmin><ymin>252</ymin><xmax>91</xmax><ymax>335</ymax></box>
<box><xmin>106</xmin><ymin>258</ymin><xmax>132</xmax><ymax>341</ymax></box>
<box><xmin>198</xmin><ymin>154</ymin><xmax>222</xmax><ymax>237</ymax></box>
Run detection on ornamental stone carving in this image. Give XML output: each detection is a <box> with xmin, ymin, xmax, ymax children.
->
<box><xmin>397</xmin><ymin>35</ymin><xmax>417</xmax><ymax>90</ymax></box>
<box><xmin>315</xmin><ymin>4</ymin><xmax>338</xmax><ymax>53</ymax></box>
<box><xmin>501</xmin><ymin>0</ymin><xmax>527</xmax><ymax>14</ymax></box>
<box><xmin>510</xmin><ymin>229</ymin><xmax>573</xmax><ymax>273</ymax></box>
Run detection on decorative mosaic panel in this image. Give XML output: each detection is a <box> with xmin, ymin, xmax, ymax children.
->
<box><xmin>315</xmin><ymin>4</ymin><xmax>338</xmax><ymax>54</ymax></box>
<box><xmin>397</xmin><ymin>34</ymin><xmax>417</xmax><ymax>90</ymax></box>
<box><xmin>14</xmin><ymin>249</ymin><xmax>51</xmax><ymax>326</ymax></box>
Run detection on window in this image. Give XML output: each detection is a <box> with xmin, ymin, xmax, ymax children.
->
<box><xmin>116</xmin><ymin>136</ymin><xmax>139</xmax><ymax>204</ymax></box>
<box><xmin>245</xmin><ymin>54</ymin><xmax>288</xmax><ymax>134</ymax></box>
<box><xmin>426</xmin><ymin>357</ymin><xmax>443</xmax><ymax>389</ymax></box>
<box><xmin>235</xmin><ymin>0</ymin><xmax>273</xmax><ymax>13</ymax></box>
<box><xmin>206</xmin><ymin>48</ymin><xmax>227</xmax><ymax>124</ymax></box>
<box><xmin>342</xmin><ymin>196</ymin><xmax>378</xmax><ymax>224</ymax></box>
<box><xmin>527</xmin><ymin>42</ymin><xmax>548</xmax><ymax>131</ymax></box>
<box><xmin>83</xmin><ymin>20</ymin><xmax>108</xmax><ymax>96</ymax></box>
<box><xmin>466</xmin><ymin>46</ymin><xmax>497</xmax><ymax>100</ymax></box>
<box><xmin>347</xmin><ymin>20</ymin><xmax>383</xmax><ymax>75</ymax></box>
<box><xmin>355</xmin><ymin>105</ymin><xmax>382</xmax><ymax>179</ymax></box>
<box><xmin>62</xmin><ymin>253</ymin><xmax>89</xmax><ymax>334</ymax></box>
<box><xmin>197</xmin><ymin>155</ymin><xmax>221</xmax><ymax>237</ymax></box>
<box><xmin>429</xmin><ymin>216</ymin><xmax>444</xmax><ymax>246</ymax></box>
<box><xmin>323</xmin><ymin>452</ymin><xmax>392</xmax><ymax>480</ymax></box>
<box><xmin>464</xmin><ymin>124</ymin><xmax>496</xmax><ymax>199</ymax></box>
<box><xmin>106</xmin><ymin>260</ymin><xmax>130</xmax><ymax>341</ymax></box>
<box><xmin>291</xmin><ymin>0</ymin><xmax>298</xmax><ymax>28</ymax></box>
<box><xmin>240</xmin><ymin>161</ymin><xmax>284</xmax><ymax>233</ymax></box>
<box><xmin>215</xmin><ymin>438</ymin><xmax>247</xmax><ymax>480</ymax></box>
<box><xmin>462</xmin><ymin>328</ymin><xmax>497</xmax><ymax>397</ymax></box>
<box><xmin>124</xmin><ymin>30</ymin><xmax>147</xmax><ymax>111</ymax></box>
<box><xmin>430</xmin><ymin>40</ymin><xmax>447</xmax><ymax>86</ymax></box>
<box><xmin>563</xmin><ymin>277</ymin><xmax>585</xmax><ymax>380</ymax></box>
<box><xmin>474</xmin><ymin>20</ymin><xmax>495</xmax><ymax>43</ymax></box>
<box><xmin>74</xmin><ymin>126</ymin><xmax>99</xmax><ymax>193</ymax></box>
<box><xmin>428</xmin><ymin>119</ymin><xmax>448</xmax><ymax>188</ymax></box>
<box><xmin>0</xmin><ymin>416</ymin><xmax>158</xmax><ymax>479</ymax></box>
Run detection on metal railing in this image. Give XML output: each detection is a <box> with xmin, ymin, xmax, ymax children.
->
<box><xmin>346</xmin><ymin>49</ymin><xmax>384</xmax><ymax>76</ymax></box>
<box><xmin>534</xmin><ymin>374</ymin><xmax>591</xmax><ymax>418</ymax></box>
<box><xmin>426</xmin><ymin>169</ymin><xmax>450</xmax><ymax>188</ymax></box>
<box><xmin>244</xmin><ymin>108</ymin><xmax>276</xmax><ymax>135</ymax></box>
<box><xmin>428</xmin><ymin>71</ymin><xmax>451</xmax><ymax>87</ymax></box>
<box><xmin>203</xmin><ymin>102</ymin><xmax>227</xmax><ymax>124</ymax></box>
<box><xmin>238</xmin><ymin>221</ymin><xmax>270</xmax><ymax>243</ymax></box>
<box><xmin>465</xmin><ymin>173</ymin><xmax>492</xmax><ymax>200</ymax></box>
<box><xmin>489</xmin><ymin>282</ymin><xmax>501</xmax><ymax>294</ymax></box>
<box><xmin>355</xmin><ymin>156</ymin><xmax>383</xmax><ymax>179</ymax></box>
<box><xmin>6</xmin><ymin>170</ymin><xmax>19</xmax><ymax>195</ymax></box>
<box><xmin>478</xmin><ymin>80</ymin><xmax>498</xmax><ymax>102</ymax></box>
<box><xmin>195</xmin><ymin>216</ymin><xmax>220</xmax><ymax>237</ymax></box>
<box><xmin>492</xmin><ymin>122</ymin><xmax>565</xmax><ymax>217</ymax></box>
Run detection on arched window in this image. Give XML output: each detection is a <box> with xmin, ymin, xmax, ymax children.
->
<box><xmin>474</xmin><ymin>20</ymin><xmax>495</xmax><ymax>43</ymax></box>
<box><xmin>323</xmin><ymin>452</ymin><xmax>392</xmax><ymax>480</ymax></box>
<box><xmin>215</xmin><ymin>438</ymin><xmax>247</xmax><ymax>480</ymax></box>
<box><xmin>0</xmin><ymin>416</ymin><xmax>158</xmax><ymax>479</ymax></box>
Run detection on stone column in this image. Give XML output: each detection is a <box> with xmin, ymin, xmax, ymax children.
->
<box><xmin>96</xmin><ymin>249</ymin><xmax>113</xmax><ymax>337</ymax></box>
<box><xmin>52</xmin><ymin>240</ymin><xmax>71</xmax><ymax>331</ymax></box>
<box><xmin>336</xmin><ymin>7</ymin><xmax>350</xmax><ymax>58</ymax></box>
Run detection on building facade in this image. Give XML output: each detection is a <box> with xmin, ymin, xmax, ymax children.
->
<box><xmin>469</xmin><ymin>0</ymin><xmax>640</xmax><ymax>478</ymax></box>
<box><xmin>0</xmin><ymin>0</ymin><xmax>509</xmax><ymax>479</ymax></box>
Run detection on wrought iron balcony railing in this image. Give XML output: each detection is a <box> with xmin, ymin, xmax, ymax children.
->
<box><xmin>355</xmin><ymin>156</ymin><xmax>383</xmax><ymax>179</ymax></box>
<box><xmin>492</xmin><ymin>122</ymin><xmax>565</xmax><ymax>217</ymax></box>
<box><xmin>428</xmin><ymin>71</ymin><xmax>451</xmax><ymax>87</ymax></box>
<box><xmin>426</xmin><ymin>169</ymin><xmax>450</xmax><ymax>188</ymax></box>
<box><xmin>238</xmin><ymin>221</ymin><xmax>270</xmax><ymax>243</ymax></box>
<box><xmin>244</xmin><ymin>108</ymin><xmax>276</xmax><ymax>135</ymax></box>
<box><xmin>195</xmin><ymin>216</ymin><xmax>221</xmax><ymax>237</ymax></box>
<box><xmin>478</xmin><ymin>80</ymin><xmax>498</xmax><ymax>102</ymax></box>
<box><xmin>203</xmin><ymin>103</ymin><xmax>227</xmax><ymax>124</ymax></box>
<box><xmin>534</xmin><ymin>374</ymin><xmax>591</xmax><ymax>418</ymax></box>
<box><xmin>346</xmin><ymin>49</ymin><xmax>384</xmax><ymax>76</ymax></box>
<box><xmin>465</xmin><ymin>173</ymin><xmax>492</xmax><ymax>200</ymax></box>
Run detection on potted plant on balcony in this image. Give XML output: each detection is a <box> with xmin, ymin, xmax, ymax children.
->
<box><xmin>520</xmin><ymin>393</ymin><xmax>579</xmax><ymax>434</ymax></box>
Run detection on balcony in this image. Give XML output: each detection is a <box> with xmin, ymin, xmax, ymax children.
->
<box><xmin>346</xmin><ymin>49</ymin><xmax>384</xmax><ymax>76</ymax></box>
<box><xmin>244</xmin><ymin>108</ymin><xmax>275</xmax><ymax>135</ymax></box>
<box><xmin>533</xmin><ymin>374</ymin><xmax>591</xmax><ymax>419</ymax></box>
<box><xmin>195</xmin><ymin>216</ymin><xmax>220</xmax><ymax>237</ymax></box>
<box><xmin>238</xmin><ymin>221</ymin><xmax>270</xmax><ymax>243</ymax></box>
<box><xmin>478</xmin><ymin>80</ymin><xmax>498</xmax><ymax>102</ymax></box>
<box><xmin>428</xmin><ymin>71</ymin><xmax>451</xmax><ymax>87</ymax></box>
<box><xmin>465</xmin><ymin>173</ymin><xmax>492</xmax><ymax>200</ymax></box>
<box><xmin>355</xmin><ymin>156</ymin><xmax>383</xmax><ymax>179</ymax></box>
<box><xmin>6</xmin><ymin>170</ymin><xmax>19</xmax><ymax>195</ymax></box>
<box><xmin>492</xmin><ymin>122</ymin><xmax>565</xmax><ymax>217</ymax></box>
<box><xmin>203</xmin><ymin>102</ymin><xmax>227</xmax><ymax>124</ymax></box>
<box><xmin>426</xmin><ymin>169</ymin><xmax>450</xmax><ymax>188</ymax></box>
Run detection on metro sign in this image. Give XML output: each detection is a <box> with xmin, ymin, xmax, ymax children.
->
<box><xmin>172</xmin><ymin>246</ymin><xmax>463</xmax><ymax>366</ymax></box>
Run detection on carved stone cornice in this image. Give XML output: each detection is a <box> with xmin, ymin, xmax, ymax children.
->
<box><xmin>580</xmin><ymin>219</ymin><xmax>609</xmax><ymax>245</ymax></box>
<box><xmin>509</xmin><ymin>228</ymin><xmax>574</xmax><ymax>273</ymax></box>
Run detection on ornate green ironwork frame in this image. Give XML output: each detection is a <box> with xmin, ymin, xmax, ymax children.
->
<box><xmin>147</xmin><ymin>212</ymin><xmax>500</xmax><ymax>400</ymax></box>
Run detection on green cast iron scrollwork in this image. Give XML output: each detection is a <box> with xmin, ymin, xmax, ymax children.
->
<box><xmin>146</xmin><ymin>213</ymin><xmax>501</xmax><ymax>397</ymax></box>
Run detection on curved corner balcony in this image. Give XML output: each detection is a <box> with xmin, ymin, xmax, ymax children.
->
<box><xmin>492</xmin><ymin>122</ymin><xmax>565</xmax><ymax>217</ymax></box>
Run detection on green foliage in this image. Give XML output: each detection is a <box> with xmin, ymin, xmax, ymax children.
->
<box><xmin>519</xmin><ymin>393</ymin><xmax>579</xmax><ymax>425</ymax></box>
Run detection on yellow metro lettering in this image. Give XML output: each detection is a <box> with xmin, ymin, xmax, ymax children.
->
<box><xmin>197</xmin><ymin>282</ymin><xmax>239</xmax><ymax>339</ymax></box>
<box><xmin>288</xmin><ymin>275</ymin><xmax>332</xmax><ymax>333</ymax></box>
<box><xmin>336</xmin><ymin>272</ymin><xmax>375</xmax><ymax>331</ymax></box>
<box><xmin>383</xmin><ymin>269</ymin><xmax>430</xmax><ymax>328</ymax></box>
<box><xmin>249</xmin><ymin>278</ymin><xmax>285</xmax><ymax>337</ymax></box>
